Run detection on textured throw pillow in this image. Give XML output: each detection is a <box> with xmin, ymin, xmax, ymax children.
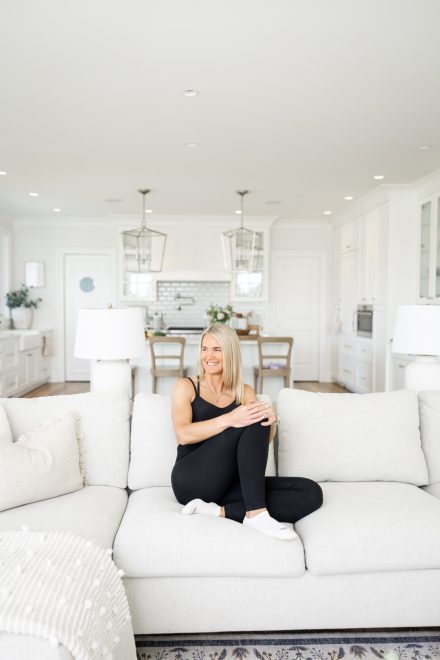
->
<box><xmin>277</xmin><ymin>388</ymin><xmax>429</xmax><ymax>485</ymax></box>
<box><xmin>129</xmin><ymin>392</ymin><xmax>277</xmax><ymax>490</ymax></box>
<box><xmin>0</xmin><ymin>406</ymin><xmax>13</xmax><ymax>446</ymax></box>
<box><xmin>0</xmin><ymin>413</ymin><xmax>84</xmax><ymax>512</ymax></box>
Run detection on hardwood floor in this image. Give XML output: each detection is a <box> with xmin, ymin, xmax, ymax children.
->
<box><xmin>23</xmin><ymin>381</ymin><xmax>348</xmax><ymax>397</ymax></box>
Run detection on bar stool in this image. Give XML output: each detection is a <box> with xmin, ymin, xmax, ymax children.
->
<box><xmin>149</xmin><ymin>336</ymin><xmax>187</xmax><ymax>393</ymax></box>
<box><xmin>253</xmin><ymin>336</ymin><xmax>293</xmax><ymax>394</ymax></box>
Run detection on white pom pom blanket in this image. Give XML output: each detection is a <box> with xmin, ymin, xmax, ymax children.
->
<box><xmin>0</xmin><ymin>529</ymin><xmax>133</xmax><ymax>660</ymax></box>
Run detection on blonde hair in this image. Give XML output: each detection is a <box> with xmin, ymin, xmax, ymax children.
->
<box><xmin>198</xmin><ymin>323</ymin><xmax>244</xmax><ymax>403</ymax></box>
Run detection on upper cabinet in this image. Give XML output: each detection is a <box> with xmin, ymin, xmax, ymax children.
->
<box><xmin>418</xmin><ymin>195</ymin><xmax>440</xmax><ymax>302</ymax></box>
<box><xmin>359</xmin><ymin>209</ymin><xmax>388</xmax><ymax>304</ymax></box>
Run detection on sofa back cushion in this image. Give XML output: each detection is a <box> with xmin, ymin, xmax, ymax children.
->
<box><xmin>418</xmin><ymin>391</ymin><xmax>440</xmax><ymax>486</ymax></box>
<box><xmin>129</xmin><ymin>392</ymin><xmax>276</xmax><ymax>490</ymax></box>
<box><xmin>0</xmin><ymin>391</ymin><xmax>130</xmax><ymax>488</ymax></box>
<box><xmin>277</xmin><ymin>388</ymin><xmax>428</xmax><ymax>485</ymax></box>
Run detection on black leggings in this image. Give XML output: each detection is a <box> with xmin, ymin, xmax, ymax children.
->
<box><xmin>171</xmin><ymin>422</ymin><xmax>323</xmax><ymax>523</ymax></box>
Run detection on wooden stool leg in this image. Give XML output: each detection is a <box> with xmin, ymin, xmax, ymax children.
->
<box><xmin>152</xmin><ymin>376</ymin><xmax>157</xmax><ymax>393</ymax></box>
<box><xmin>254</xmin><ymin>371</ymin><xmax>258</xmax><ymax>390</ymax></box>
<box><xmin>258</xmin><ymin>375</ymin><xmax>263</xmax><ymax>394</ymax></box>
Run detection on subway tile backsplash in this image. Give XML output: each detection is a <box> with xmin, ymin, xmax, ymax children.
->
<box><xmin>143</xmin><ymin>281</ymin><xmax>269</xmax><ymax>330</ymax></box>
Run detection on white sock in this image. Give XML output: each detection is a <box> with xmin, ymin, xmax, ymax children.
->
<box><xmin>181</xmin><ymin>498</ymin><xmax>221</xmax><ymax>517</ymax></box>
<box><xmin>243</xmin><ymin>510</ymin><xmax>298</xmax><ymax>541</ymax></box>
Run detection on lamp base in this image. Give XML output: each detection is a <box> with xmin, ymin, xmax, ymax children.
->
<box><xmin>90</xmin><ymin>360</ymin><xmax>133</xmax><ymax>398</ymax></box>
<box><xmin>404</xmin><ymin>356</ymin><xmax>440</xmax><ymax>392</ymax></box>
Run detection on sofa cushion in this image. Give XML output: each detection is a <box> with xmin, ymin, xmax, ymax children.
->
<box><xmin>0</xmin><ymin>413</ymin><xmax>83</xmax><ymax>512</ymax></box>
<box><xmin>0</xmin><ymin>485</ymin><xmax>127</xmax><ymax>549</ymax></box>
<box><xmin>277</xmin><ymin>388</ymin><xmax>428</xmax><ymax>485</ymax></box>
<box><xmin>0</xmin><ymin>391</ymin><xmax>130</xmax><ymax>487</ymax></box>
<box><xmin>296</xmin><ymin>482</ymin><xmax>440</xmax><ymax>576</ymax></box>
<box><xmin>113</xmin><ymin>487</ymin><xmax>304</xmax><ymax>578</ymax></box>
<box><xmin>129</xmin><ymin>393</ymin><xmax>276</xmax><ymax>489</ymax></box>
<box><xmin>418</xmin><ymin>391</ymin><xmax>440</xmax><ymax>486</ymax></box>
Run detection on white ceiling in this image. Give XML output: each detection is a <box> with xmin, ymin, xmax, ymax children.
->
<box><xmin>1</xmin><ymin>0</ymin><xmax>440</xmax><ymax>220</ymax></box>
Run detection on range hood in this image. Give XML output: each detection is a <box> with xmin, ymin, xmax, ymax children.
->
<box><xmin>155</xmin><ymin>270</ymin><xmax>231</xmax><ymax>282</ymax></box>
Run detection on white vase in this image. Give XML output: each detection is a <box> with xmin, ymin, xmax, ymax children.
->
<box><xmin>11</xmin><ymin>307</ymin><xmax>33</xmax><ymax>329</ymax></box>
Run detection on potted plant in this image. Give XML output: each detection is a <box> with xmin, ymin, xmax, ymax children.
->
<box><xmin>205</xmin><ymin>304</ymin><xmax>233</xmax><ymax>325</ymax></box>
<box><xmin>5</xmin><ymin>285</ymin><xmax>42</xmax><ymax>329</ymax></box>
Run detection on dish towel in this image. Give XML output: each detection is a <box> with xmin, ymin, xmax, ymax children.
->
<box><xmin>0</xmin><ymin>529</ymin><xmax>132</xmax><ymax>660</ymax></box>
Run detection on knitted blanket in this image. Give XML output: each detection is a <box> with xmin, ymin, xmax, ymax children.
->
<box><xmin>0</xmin><ymin>529</ymin><xmax>132</xmax><ymax>660</ymax></box>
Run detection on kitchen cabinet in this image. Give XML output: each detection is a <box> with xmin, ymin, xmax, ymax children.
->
<box><xmin>340</xmin><ymin>250</ymin><xmax>359</xmax><ymax>333</ymax></box>
<box><xmin>338</xmin><ymin>333</ymin><xmax>374</xmax><ymax>393</ymax></box>
<box><xmin>418</xmin><ymin>194</ymin><xmax>440</xmax><ymax>302</ymax></box>
<box><xmin>0</xmin><ymin>330</ymin><xmax>52</xmax><ymax>396</ymax></box>
<box><xmin>390</xmin><ymin>354</ymin><xmax>414</xmax><ymax>390</ymax></box>
<box><xmin>359</xmin><ymin>209</ymin><xmax>388</xmax><ymax>304</ymax></box>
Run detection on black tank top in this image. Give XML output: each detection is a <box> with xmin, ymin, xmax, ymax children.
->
<box><xmin>176</xmin><ymin>377</ymin><xmax>239</xmax><ymax>460</ymax></box>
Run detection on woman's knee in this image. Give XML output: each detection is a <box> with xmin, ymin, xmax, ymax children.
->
<box><xmin>303</xmin><ymin>478</ymin><xmax>323</xmax><ymax>514</ymax></box>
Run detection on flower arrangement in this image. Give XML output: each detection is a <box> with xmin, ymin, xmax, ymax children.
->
<box><xmin>205</xmin><ymin>304</ymin><xmax>233</xmax><ymax>325</ymax></box>
<box><xmin>5</xmin><ymin>285</ymin><xmax>42</xmax><ymax>309</ymax></box>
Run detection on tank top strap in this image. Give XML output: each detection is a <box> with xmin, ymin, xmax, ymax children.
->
<box><xmin>186</xmin><ymin>376</ymin><xmax>198</xmax><ymax>397</ymax></box>
<box><xmin>196</xmin><ymin>375</ymin><xmax>200</xmax><ymax>395</ymax></box>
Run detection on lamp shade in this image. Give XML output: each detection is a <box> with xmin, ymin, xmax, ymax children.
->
<box><xmin>74</xmin><ymin>307</ymin><xmax>146</xmax><ymax>360</ymax></box>
<box><xmin>392</xmin><ymin>305</ymin><xmax>440</xmax><ymax>356</ymax></box>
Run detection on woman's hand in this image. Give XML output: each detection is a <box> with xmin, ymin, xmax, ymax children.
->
<box><xmin>225</xmin><ymin>400</ymin><xmax>272</xmax><ymax>428</ymax></box>
<box><xmin>260</xmin><ymin>405</ymin><xmax>278</xmax><ymax>427</ymax></box>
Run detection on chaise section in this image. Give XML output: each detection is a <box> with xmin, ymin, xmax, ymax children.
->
<box><xmin>296</xmin><ymin>482</ymin><xmax>440</xmax><ymax>575</ymax></box>
<box><xmin>0</xmin><ymin>486</ymin><xmax>128</xmax><ymax>549</ymax></box>
<box><xmin>114</xmin><ymin>487</ymin><xmax>305</xmax><ymax>578</ymax></box>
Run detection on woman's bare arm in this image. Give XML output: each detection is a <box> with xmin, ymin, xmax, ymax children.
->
<box><xmin>171</xmin><ymin>379</ymin><xmax>270</xmax><ymax>445</ymax></box>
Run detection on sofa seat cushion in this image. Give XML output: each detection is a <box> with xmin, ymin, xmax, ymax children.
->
<box><xmin>114</xmin><ymin>487</ymin><xmax>305</xmax><ymax>578</ymax></box>
<box><xmin>296</xmin><ymin>482</ymin><xmax>440</xmax><ymax>576</ymax></box>
<box><xmin>0</xmin><ymin>486</ymin><xmax>127</xmax><ymax>549</ymax></box>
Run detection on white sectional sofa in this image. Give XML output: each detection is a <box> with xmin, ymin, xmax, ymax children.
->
<box><xmin>1</xmin><ymin>386</ymin><xmax>440</xmax><ymax>650</ymax></box>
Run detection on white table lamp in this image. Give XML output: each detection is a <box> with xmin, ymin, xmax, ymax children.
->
<box><xmin>392</xmin><ymin>305</ymin><xmax>440</xmax><ymax>392</ymax></box>
<box><xmin>74</xmin><ymin>306</ymin><xmax>146</xmax><ymax>396</ymax></box>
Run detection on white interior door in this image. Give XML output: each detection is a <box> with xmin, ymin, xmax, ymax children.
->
<box><xmin>271</xmin><ymin>253</ymin><xmax>321</xmax><ymax>381</ymax></box>
<box><xmin>64</xmin><ymin>252</ymin><xmax>116</xmax><ymax>381</ymax></box>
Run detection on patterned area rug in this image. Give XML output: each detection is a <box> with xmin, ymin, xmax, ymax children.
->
<box><xmin>136</xmin><ymin>630</ymin><xmax>440</xmax><ymax>660</ymax></box>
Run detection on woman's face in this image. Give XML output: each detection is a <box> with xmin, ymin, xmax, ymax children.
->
<box><xmin>201</xmin><ymin>333</ymin><xmax>224</xmax><ymax>375</ymax></box>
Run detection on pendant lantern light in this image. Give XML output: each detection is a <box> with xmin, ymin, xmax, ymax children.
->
<box><xmin>121</xmin><ymin>189</ymin><xmax>167</xmax><ymax>273</ymax></box>
<box><xmin>222</xmin><ymin>190</ymin><xmax>261</xmax><ymax>272</ymax></box>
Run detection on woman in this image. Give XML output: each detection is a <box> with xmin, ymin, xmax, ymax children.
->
<box><xmin>171</xmin><ymin>323</ymin><xmax>323</xmax><ymax>540</ymax></box>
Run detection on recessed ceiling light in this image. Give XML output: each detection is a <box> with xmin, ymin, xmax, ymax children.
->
<box><xmin>105</xmin><ymin>198</ymin><xmax>123</xmax><ymax>203</ymax></box>
<box><xmin>235</xmin><ymin>210</ymin><xmax>242</xmax><ymax>215</ymax></box>
<box><xmin>323</xmin><ymin>211</ymin><xmax>332</xmax><ymax>215</ymax></box>
<box><xmin>418</xmin><ymin>144</ymin><xmax>432</xmax><ymax>150</ymax></box>
<box><xmin>0</xmin><ymin>171</ymin><xmax>7</xmax><ymax>176</ymax></box>
<box><xmin>373</xmin><ymin>175</ymin><xmax>384</xmax><ymax>180</ymax></box>
<box><xmin>53</xmin><ymin>208</ymin><xmax>61</xmax><ymax>212</ymax></box>
<box><xmin>182</xmin><ymin>90</ymin><xmax>199</xmax><ymax>97</ymax></box>
<box><xmin>185</xmin><ymin>142</ymin><xmax>198</xmax><ymax>148</ymax></box>
<box><xmin>344</xmin><ymin>196</ymin><xmax>354</xmax><ymax>201</ymax></box>
<box><xmin>29</xmin><ymin>192</ymin><xmax>39</xmax><ymax>197</ymax></box>
<box><xmin>145</xmin><ymin>209</ymin><xmax>153</xmax><ymax>214</ymax></box>
<box><xmin>264</xmin><ymin>200</ymin><xmax>282</xmax><ymax>205</ymax></box>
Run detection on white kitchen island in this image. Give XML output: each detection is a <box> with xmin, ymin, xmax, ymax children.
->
<box><xmin>131</xmin><ymin>334</ymin><xmax>291</xmax><ymax>402</ymax></box>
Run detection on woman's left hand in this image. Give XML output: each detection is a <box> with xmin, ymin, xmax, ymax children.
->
<box><xmin>260</xmin><ymin>405</ymin><xmax>277</xmax><ymax>426</ymax></box>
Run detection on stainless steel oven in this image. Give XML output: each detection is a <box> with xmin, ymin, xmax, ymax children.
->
<box><xmin>357</xmin><ymin>305</ymin><xmax>373</xmax><ymax>338</ymax></box>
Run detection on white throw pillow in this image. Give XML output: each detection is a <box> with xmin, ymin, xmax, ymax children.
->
<box><xmin>418</xmin><ymin>391</ymin><xmax>440</xmax><ymax>485</ymax></box>
<box><xmin>0</xmin><ymin>391</ymin><xmax>130</xmax><ymax>487</ymax></box>
<box><xmin>0</xmin><ymin>413</ymin><xmax>84</xmax><ymax>512</ymax></box>
<box><xmin>277</xmin><ymin>388</ymin><xmax>428</xmax><ymax>485</ymax></box>
<box><xmin>129</xmin><ymin>393</ymin><xmax>277</xmax><ymax>490</ymax></box>
<box><xmin>0</xmin><ymin>406</ymin><xmax>12</xmax><ymax>446</ymax></box>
